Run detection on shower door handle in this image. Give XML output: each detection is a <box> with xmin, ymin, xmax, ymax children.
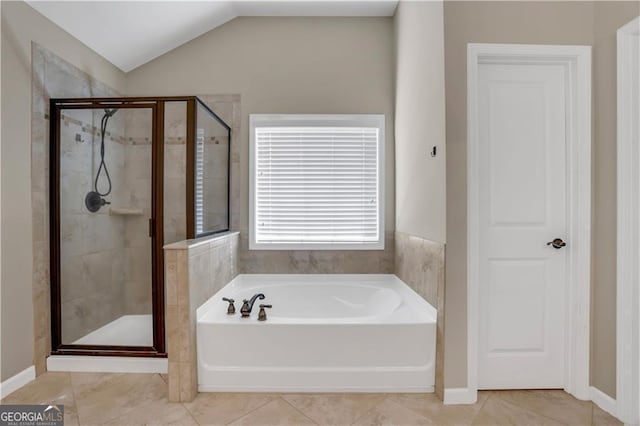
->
<box><xmin>148</xmin><ymin>218</ymin><xmax>155</xmax><ymax>238</ymax></box>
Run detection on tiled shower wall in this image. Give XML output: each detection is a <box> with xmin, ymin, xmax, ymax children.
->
<box><xmin>31</xmin><ymin>43</ymin><xmax>123</xmax><ymax>372</ymax></box>
<box><xmin>58</xmin><ymin>109</ymin><xmax>128</xmax><ymax>342</ymax></box>
<box><xmin>122</xmin><ymin>109</ymin><xmax>153</xmax><ymax>315</ymax></box>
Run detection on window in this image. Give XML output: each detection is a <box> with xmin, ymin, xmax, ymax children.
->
<box><xmin>250</xmin><ymin>114</ymin><xmax>385</xmax><ymax>250</ymax></box>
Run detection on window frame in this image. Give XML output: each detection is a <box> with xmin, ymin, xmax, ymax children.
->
<box><xmin>249</xmin><ymin>114</ymin><xmax>385</xmax><ymax>251</ymax></box>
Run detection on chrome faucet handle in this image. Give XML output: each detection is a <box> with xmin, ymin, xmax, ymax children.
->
<box><xmin>222</xmin><ymin>297</ymin><xmax>235</xmax><ymax>315</ymax></box>
<box><xmin>258</xmin><ymin>304</ymin><xmax>272</xmax><ymax>321</ymax></box>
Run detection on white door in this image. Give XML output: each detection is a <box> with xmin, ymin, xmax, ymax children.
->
<box><xmin>477</xmin><ymin>62</ymin><xmax>568</xmax><ymax>389</ymax></box>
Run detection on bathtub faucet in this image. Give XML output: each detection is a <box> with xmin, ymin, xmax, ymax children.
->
<box><xmin>241</xmin><ymin>293</ymin><xmax>265</xmax><ymax>317</ymax></box>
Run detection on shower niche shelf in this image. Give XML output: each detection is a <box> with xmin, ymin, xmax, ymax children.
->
<box><xmin>109</xmin><ymin>207</ymin><xmax>144</xmax><ymax>216</ymax></box>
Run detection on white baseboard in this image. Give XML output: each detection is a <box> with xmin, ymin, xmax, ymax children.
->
<box><xmin>0</xmin><ymin>366</ymin><xmax>36</xmax><ymax>399</ymax></box>
<box><xmin>443</xmin><ymin>385</ymin><xmax>619</xmax><ymax>419</ymax></box>
<box><xmin>199</xmin><ymin>385</ymin><xmax>434</xmax><ymax>393</ymax></box>
<box><xmin>590</xmin><ymin>386</ymin><xmax>618</xmax><ymax>420</ymax></box>
<box><xmin>47</xmin><ymin>355</ymin><xmax>167</xmax><ymax>374</ymax></box>
<box><xmin>444</xmin><ymin>387</ymin><xmax>478</xmax><ymax>405</ymax></box>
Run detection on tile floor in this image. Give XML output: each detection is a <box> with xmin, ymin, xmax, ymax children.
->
<box><xmin>1</xmin><ymin>372</ymin><xmax>622</xmax><ymax>426</ymax></box>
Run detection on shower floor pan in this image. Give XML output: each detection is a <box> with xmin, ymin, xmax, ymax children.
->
<box><xmin>72</xmin><ymin>314</ymin><xmax>153</xmax><ymax>346</ymax></box>
<box><xmin>47</xmin><ymin>314</ymin><xmax>165</xmax><ymax>373</ymax></box>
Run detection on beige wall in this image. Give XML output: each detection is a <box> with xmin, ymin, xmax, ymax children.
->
<box><xmin>443</xmin><ymin>1</ymin><xmax>639</xmax><ymax>397</ymax></box>
<box><xmin>393</xmin><ymin>0</ymin><xmax>446</xmax><ymax>243</ymax></box>
<box><xmin>0</xmin><ymin>1</ymin><xmax>125</xmax><ymax>381</ymax></box>
<box><xmin>393</xmin><ymin>0</ymin><xmax>447</xmax><ymax>399</ymax></box>
<box><xmin>126</xmin><ymin>17</ymin><xmax>395</xmax><ymax>235</ymax></box>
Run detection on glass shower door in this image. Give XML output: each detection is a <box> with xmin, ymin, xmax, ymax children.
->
<box><xmin>189</xmin><ymin>99</ymin><xmax>230</xmax><ymax>238</ymax></box>
<box><xmin>55</xmin><ymin>104</ymin><xmax>156</xmax><ymax>349</ymax></box>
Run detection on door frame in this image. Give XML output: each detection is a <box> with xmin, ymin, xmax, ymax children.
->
<box><xmin>616</xmin><ymin>16</ymin><xmax>640</xmax><ymax>425</ymax></box>
<box><xmin>466</xmin><ymin>43</ymin><xmax>592</xmax><ymax>402</ymax></box>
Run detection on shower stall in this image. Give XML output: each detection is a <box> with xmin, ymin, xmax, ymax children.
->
<box><xmin>49</xmin><ymin>97</ymin><xmax>230</xmax><ymax>357</ymax></box>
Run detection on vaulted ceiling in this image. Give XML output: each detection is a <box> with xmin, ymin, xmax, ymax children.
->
<box><xmin>27</xmin><ymin>1</ymin><xmax>398</xmax><ymax>72</ymax></box>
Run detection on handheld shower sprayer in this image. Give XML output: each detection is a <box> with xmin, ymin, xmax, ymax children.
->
<box><xmin>85</xmin><ymin>107</ymin><xmax>118</xmax><ymax>212</ymax></box>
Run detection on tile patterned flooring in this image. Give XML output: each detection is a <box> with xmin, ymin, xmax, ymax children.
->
<box><xmin>1</xmin><ymin>372</ymin><xmax>622</xmax><ymax>426</ymax></box>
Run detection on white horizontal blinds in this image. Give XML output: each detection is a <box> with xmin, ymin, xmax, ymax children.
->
<box><xmin>255</xmin><ymin>126</ymin><xmax>380</xmax><ymax>245</ymax></box>
<box><xmin>195</xmin><ymin>128</ymin><xmax>205</xmax><ymax>235</ymax></box>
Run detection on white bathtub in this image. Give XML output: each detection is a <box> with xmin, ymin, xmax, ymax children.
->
<box><xmin>196</xmin><ymin>274</ymin><xmax>437</xmax><ymax>393</ymax></box>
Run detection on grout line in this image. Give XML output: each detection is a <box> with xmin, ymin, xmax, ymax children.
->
<box><xmin>158</xmin><ymin>373</ymin><xmax>168</xmax><ymax>385</ymax></box>
<box><xmin>279</xmin><ymin>396</ymin><xmax>320</xmax><ymax>425</ymax></box>
<box><xmin>357</xmin><ymin>394</ymin><xmax>399</xmax><ymax>418</ymax></box>
<box><xmin>220</xmin><ymin>395</ymin><xmax>278</xmax><ymax>425</ymax></box>
<box><xmin>349</xmin><ymin>395</ymin><xmax>390</xmax><ymax>426</ymax></box>
<box><xmin>180</xmin><ymin>400</ymin><xmax>200</xmax><ymax>426</ymax></box>
<box><xmin>67</xmin><ymin>372</ymin><xmax>83</xmax><ymax>425</ymax></box>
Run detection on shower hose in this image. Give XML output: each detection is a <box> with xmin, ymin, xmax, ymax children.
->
<box><xmin>94</xmin><ymin>110</ymin><xmax>113</xmax><ymax>197</ymax></box>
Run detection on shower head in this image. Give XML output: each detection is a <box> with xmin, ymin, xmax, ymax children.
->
<box><xmin>104</xmin><ymin>108</ymin><xmax>118</xmax><ymax>117</ymax></box>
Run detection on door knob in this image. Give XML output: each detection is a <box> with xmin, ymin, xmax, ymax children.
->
<box><xmin>547</xmin><ymin>238</ymin><xmax>567</xmax><ymax>249</ymax></box>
